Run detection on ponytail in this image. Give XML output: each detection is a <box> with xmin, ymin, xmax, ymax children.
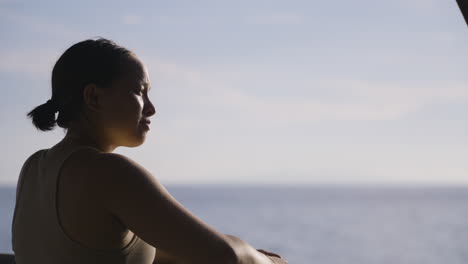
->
<box><xmin>27</xmin><ymin>99</ymin><xmax>58</xmax><ymax>131</ymax></box>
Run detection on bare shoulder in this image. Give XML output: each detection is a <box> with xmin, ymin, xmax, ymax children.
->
<box><xmin>96</xmin><ymin>152</ymin><xmax>151</xmax><ymax>176</ymax></box>
<box><xmin>92</xmin><ymin>152</ymin><xmax>160</xmax><ymax>190</ymax></box>
<box><xmin>76</xmin><ymin>150</ymin><xmax>169</xmax><ymax>209</ymax></box>
<box><xmin>63</xmin><ymin>148</ymin><xmax>150</xmax><ymax>179</ymax></box>
<box><xmin>61</xmin><ymin>148</ymin><xmax>160</xmax><ymax>202</ymax></box>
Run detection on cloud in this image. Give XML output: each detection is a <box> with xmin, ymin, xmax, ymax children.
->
<box><xmin>0</xmin><ymin>49</ymin><xmax>57</xmax><ymax>76</ymax></box>
<box><xmin>245</xmin><ymin>12</ymin><xmax>305</xmax><ymax>25</ymax></box>
<box><xmin>122</xmin><ymin>14</ymin><xmax>143</xmax><ymax>25</ymax></box>
<box><xmin>141</xmin><ymin>57</ymin><xmax>468</xmax><ymax>126</ymax></box>
<box><xmin>402</xmin><ymin>0</ymin><xmax>442</xmax><ymax>11</ymax></box>
<box><xmin>1</xmin><ymin>11</ymin><xmax>86</xmax><ymax>39</ymax></box>
<box><xmin>0</xmin><ymin>0</ymin><xmax>21</xmax><ymax>3</ymax></box>
<box><xmin>187</xmin><ymin>86</ymin><xmax>413</xmax><ymax>124</ymax></box>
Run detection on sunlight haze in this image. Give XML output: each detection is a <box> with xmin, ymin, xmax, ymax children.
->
<box><xmin>1</xmin><ymin>0</ymin><xmax>467</xmax><ymax>185</ymax></box>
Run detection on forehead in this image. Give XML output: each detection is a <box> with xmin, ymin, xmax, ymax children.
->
<box><xmin>121</xmin><ymin>58</ymin><xmax>150</xmax><ymax>85</ymax></box>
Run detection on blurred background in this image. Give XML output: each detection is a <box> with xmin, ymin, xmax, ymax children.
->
<box><xmin>1</xmin><ymin>0</ymin><xmax>467</xmax><ymax>263</ymax></box>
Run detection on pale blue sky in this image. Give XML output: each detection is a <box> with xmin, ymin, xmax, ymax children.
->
<box><xmin>1</xmin><ymin>0</ymin><xmax>467</xmax><ymax>185</ymax></box>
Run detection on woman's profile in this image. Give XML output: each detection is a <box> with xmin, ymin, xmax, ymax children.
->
<box><xmin>11</xmin><ymin>38</ymin><xmax>287</xmax><ymax>264</ymax></box>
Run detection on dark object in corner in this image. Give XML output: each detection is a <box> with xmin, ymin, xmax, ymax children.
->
<box><xmin>457</xmin><ymin>0</ymin><xmax>468</xmax><ymax>26</ymax></box>
<box><xmin>0</xmin><ymin>254</ymin><xmax>15</xmax><ymax>264</ymax></box>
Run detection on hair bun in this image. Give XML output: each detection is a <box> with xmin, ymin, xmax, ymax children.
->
<box><xmin>27</xmin><ymin>99</ymin><xmax>58</xmax><ymax>131</ymax></box>
<box><xmin>46</xmin><ymin>99</ymin><xmax>59</xmax><ymax>112</ymax></box>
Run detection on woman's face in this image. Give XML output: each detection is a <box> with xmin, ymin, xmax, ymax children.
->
<box><xmin>98</xmin><ymin>58</ymin><xmax>156</xmax><ymax>148</ymax></box>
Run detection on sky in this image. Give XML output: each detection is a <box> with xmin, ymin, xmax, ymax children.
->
<box><xmin>0</xmin><ymin>0</ymin><xmax>467</xmax><ymax>186</ymax></box>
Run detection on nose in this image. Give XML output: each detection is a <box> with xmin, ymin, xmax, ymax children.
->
<box><xmin>143</xmin><ymin>98</ymin><xmax>156</xmax><ymax>117</ymax></box>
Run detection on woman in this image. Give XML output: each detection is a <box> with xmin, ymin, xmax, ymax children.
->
<box><xmin>11</xmin><ymin>38</ymin><xmax>287</xmax><ymax>264</ymax></box>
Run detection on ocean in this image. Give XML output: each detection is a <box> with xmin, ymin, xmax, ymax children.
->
<box><xmin>1</xmin><ymin>185</ymin><xmax>468</xmax><ymax>264</ymax></box>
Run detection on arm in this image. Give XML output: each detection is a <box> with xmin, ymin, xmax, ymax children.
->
<box><xmin>224</xmin><ymin>235</ymin><xmax>287</xmax><ymax>264</ymax></box>
<box><xmin>85</xmin><ymin>152</ymin><xmax>273</xmax><ymax>264</ymax></box>
<box><xmin>153</xmin><ymin>247</ymin><xmax>179</xmax><ymax>264</ymax></box>
<box><xmin>152</xmin><ymin>236</ymin><xmax>285</xmax><ymax>264</ymax></box>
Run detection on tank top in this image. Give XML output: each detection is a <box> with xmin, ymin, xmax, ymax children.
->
<box><xmin>11</xmin><ymin>145</ymin><xmax>156</xmax><ymax>264</ymax></box>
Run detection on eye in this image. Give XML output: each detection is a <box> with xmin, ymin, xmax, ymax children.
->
<box><xmin>134</xmin><ymin>88</ymin><xmax>144</xmax><ymax>95</ymax></box>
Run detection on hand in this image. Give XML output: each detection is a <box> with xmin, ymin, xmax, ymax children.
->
<box><xmin>264</xmin><ymin>255</ymin><xmax>288</xmax><ymax>264</ymax></box>
<box><xmin>257</xmin><ymin>249</ymin><xmax>288</xmax><ymax>264</ymax></box>
<box><xmin>257</xmin><ymin>249</ymin><xmax>281</xmax><ymax>258</ymax></box>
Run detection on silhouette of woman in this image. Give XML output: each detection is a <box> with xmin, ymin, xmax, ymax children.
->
<box><xmin>11</xmin><ymin>38</ymin><xmax>287</xmax><ymax>264</ymax></box>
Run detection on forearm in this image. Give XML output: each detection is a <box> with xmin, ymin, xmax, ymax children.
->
<box><xmin>224</xmin><ymin>234</ymin><xmax>273</xmax><ymax>264</ymax></box>
<box><xmin>152</xmin><ymin>235</ymin><xmax>272</xmax><ymax>264</ymax></box>
<box><xmin>153</xmin><ymin>248</ymin><xmax>181</xmax><ymax>264</ymax></box>
<box><xmin>153</xmin><ymin>244</ymin><xmax>238</xmax><ymax>264</ymax></box>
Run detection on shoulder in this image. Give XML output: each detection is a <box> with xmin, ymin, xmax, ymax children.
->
<box><xmin>16</xmin><ymin>149</ymin><xmax>48</xmax><ymax>202</ymax></box>
<box><xmin>61</xmin><ymin>147</ymin><xmax>155</xmax><ymax>196</ymax></box>
<box><xmin>94</xmin><ymin>152</ymin><xmax>160</xmax><ymax>194</ymax></box>
<box><xmin>63</xmin><ymin>148</ymin><xmax>159</xmax><ymax>201</ymax></box>
<box><xmin>63</xmin><ymin>147</ymin><xmax>145</xmax><ymax>176</ymax></box>
<box><xmin>96</xmin><ymin>152</ymin><xmax>147</xmax><ymax>174</ymax></box>
<box><xmin>91</xmin><ymin>151</ymin><xmax>153</xmax><ymax>186</ymax></box>
<box><xmin>20</xmin><ymin>149</ymin><xmax>47</xmax><ymax>172</ymax></box>
<box><xmin>18</xmin><ymin>149</ymin><xmax>48</xmax><ymax>184</ymax></box>
<box><xmin>72</xmin><ymin>151</ymin><xmax>169</xmax><ymax>219</ymax></box>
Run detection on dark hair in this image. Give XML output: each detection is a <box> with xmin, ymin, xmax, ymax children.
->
<box><xmin>27</xmin><ymin>38</ymin><xmax>137</xmax><ymax>131</ymax></box>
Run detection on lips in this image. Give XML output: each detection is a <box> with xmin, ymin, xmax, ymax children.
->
<box><xmin>140</xmin><ymin>119</ymin><xmax>151</xmax><ymax>131</ymax></box>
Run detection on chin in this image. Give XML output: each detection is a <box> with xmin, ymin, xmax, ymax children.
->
<box><xmin>120</xmin><ymin>134</ymin><xmax>147</xmax><ymax>148</ymax></box>
<box><xmin>124</xmin><ymin>141</ymin><xmax>144</xmax><ymax>148</ymax></box>
<box><xmin>112</xmin><ymin>127</ymin><xmax>149</xmax><ymax>148</ymax></box>
<box><xmin>128</xmin><ymin>137</ymin><xmax>146</xmax><ymax>147</ymax></box>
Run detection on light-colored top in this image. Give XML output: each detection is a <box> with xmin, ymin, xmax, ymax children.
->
<box><xmin>11</xmin><ymin>145</ymin><xmax>156</xmax><ymax>264</ymax></box>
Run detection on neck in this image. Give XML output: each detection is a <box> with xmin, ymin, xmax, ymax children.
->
<box><xmin>61</xmin><ymin>119</ymin><xmax>117</xmax><ymax>153</ymax></box>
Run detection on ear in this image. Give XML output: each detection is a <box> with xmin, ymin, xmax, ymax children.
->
<box><xmin>83</xmin><ymin>83</ymin><xmax>103</xmax><ymax>112</ymax></box>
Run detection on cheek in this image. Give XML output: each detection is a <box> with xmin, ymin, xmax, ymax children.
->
<box><xmin>99</xmin><ymin>95</ymin><xmax>120</xmax><ymax>119</ymax></box>
<box><xmin>126</xmin><ymin>95</ymin><xmax>144</xmax><ymax>114</ymax></box>
<box><xmin>108</xmin><ymin>95</ymin><xmax>143</xmax><ymax>122</ymax></box>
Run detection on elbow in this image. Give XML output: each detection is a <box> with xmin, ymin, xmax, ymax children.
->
<box><xmin>221</xmin><ymin>234</ymin><xmax>255</xmax><ymax>264</ymax></box>
<box><xmin>220</xmin><ymin>243</ymin><xmax>239</xmax><ymax>264</ymax></box>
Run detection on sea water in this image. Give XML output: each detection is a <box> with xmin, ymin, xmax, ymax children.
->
<box><xmin>1</xmin><ymin>185</ymin><xmax>468</xmax><ymax>264</ymax></box>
